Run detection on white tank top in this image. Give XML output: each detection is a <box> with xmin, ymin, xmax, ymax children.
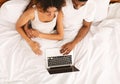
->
<box><xmin>31</xmin><ymin>9</ymin><xmax>57</xmax><ymax>34</ymax></box>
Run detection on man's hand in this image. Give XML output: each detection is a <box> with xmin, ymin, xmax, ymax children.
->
<box><xmin>24</xmin><ymin>27</ymin><xmax>34</xmax><ymax>38</ymax></box>
<box><xmin>60</xmin><ymin>42</ymin><xmax>76</xmax><ymax>55</ymax></box>
<box><xmin>24</xmin><ymin>27</ymin><xmax>41</xmax><ymax>38</ymax></box>
<box><xmin>30</xmin><ymin>29</ymin><xmax>41</xmax><ymax>38</ymax></box>
<box><xmin>28</xmin><ymin>40</ymin><xmax>42</xmax><ymax>55</ymax></box>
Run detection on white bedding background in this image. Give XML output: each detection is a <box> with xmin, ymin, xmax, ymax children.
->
<box><xmin>0</xmin><ymin>0</ymin><xmax>120</xmax><ymax>84</ymax></box>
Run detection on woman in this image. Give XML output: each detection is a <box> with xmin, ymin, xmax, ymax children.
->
<box><xmin>16</xmin><ymin>0</ymin><xmax>65</xmax><ymax>55</ymax></box>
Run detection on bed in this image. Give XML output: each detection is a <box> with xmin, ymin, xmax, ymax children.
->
<box><xmin>0</xmin><ymin>0</ymin><xmax>120</xmax><ymax>84</ymax></box>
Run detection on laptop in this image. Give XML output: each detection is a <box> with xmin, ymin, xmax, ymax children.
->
<box><xmin>45</xmin><ymin>47</ymin><xmax>79</xmax><ymax>74</ymax></box>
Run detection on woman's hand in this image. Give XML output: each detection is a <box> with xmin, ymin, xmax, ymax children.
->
<box><xmin>28</xmin><ymin>40</ymin><xmax>42</xmax><ymax>55</ymax></box>
<box><xmin>60</xmin><ymin>42</ymin><xmax>76</xmax><ymax>55</ymax></box>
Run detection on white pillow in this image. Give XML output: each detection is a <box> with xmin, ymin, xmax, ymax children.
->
<box><xmin>89</xmin><ymin>0</ymin><xmax>110</xmax><ymax>22</ymax></box>
<box><xmin>0</xmin><ymin>0</ymin><xmax>30</xmax><ymax>23</ymax></box>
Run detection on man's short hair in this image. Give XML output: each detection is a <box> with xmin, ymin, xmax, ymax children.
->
<box><xmin>78</xmin><ymin>0</ymin><xmax>88</xmax><ymax>2</ymax></box>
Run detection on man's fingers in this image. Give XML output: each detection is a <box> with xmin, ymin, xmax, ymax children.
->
<box><xmin>26</xmin><ymin>30</ymin><xmax>33</xmax><ymax>38</ymax></box>
<box><xmin>60</xmin><ymin>47</ymin><xmax>66</xmax><ymax>53</ymax></box>
<box><xmin>26</xmin><ymin>33</ymin><xmax>31</xmax><ymax>38</ymax></box>
<box><xmin>29</xmin><ymin>29</ymin><xmax>34</xmax><ymax>37</ymax></box>
<box><xmin>63</xmin><ymin>49</ymin><xmax>71</xmax><ymax>55</ymax></box>
<box><xmin>60</xmin><ymin>47</ymin><xmax>70</xmax><ymax>55</ymax></box>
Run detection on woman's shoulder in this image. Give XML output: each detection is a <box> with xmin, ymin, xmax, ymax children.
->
<box><xmin>22</xmin><ymin>7</ymin><xmax>35</xmax><ymax>20</ymax></box>
<box><xmin>24</xmin><ymin>7</ymin><xmax>35</xmax><ymax>15</ymax></box>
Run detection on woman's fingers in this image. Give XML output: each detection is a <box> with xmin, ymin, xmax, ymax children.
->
<box><xmin>30</xmin><ymin>41</ymin><xmax>42</xmax><ymax>55</ymax></box>
<box><xmin>33</xmin><ymin>46</ymin><xmax>42</xmax><ymax>55</ymax></box>
<box><xmin>34</xmin><ymin>42</ymin><xmax>42</xmax><ymax>55</ymax></box>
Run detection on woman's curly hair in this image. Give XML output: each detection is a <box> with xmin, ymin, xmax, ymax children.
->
<box><xmin>25</xmin><ymin>0</ymin><xmax>65</xmax><ymax>11</ymax></box>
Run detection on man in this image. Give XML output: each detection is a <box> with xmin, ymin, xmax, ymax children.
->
<box><xmin>59</xmin><ymin>0</ymin><xmax>96</xmax><ymax>54</ymax></box>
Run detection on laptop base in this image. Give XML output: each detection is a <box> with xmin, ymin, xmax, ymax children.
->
<box><xmin>47</xmin><ymin>66</ymin><xmax>79</xmax><ymax>74</ymax></box>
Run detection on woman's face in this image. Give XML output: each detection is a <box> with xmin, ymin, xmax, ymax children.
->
<box><xmin>72</xmin><ymin>0</ymin><xmax>87</xmax><ymax>9</ymax></box>
<box><xmin>44</xmin><ymin>7</ymin><xmax>58</xmax><ymax>17</ymax></box>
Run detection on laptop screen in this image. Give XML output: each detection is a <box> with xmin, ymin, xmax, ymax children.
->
<box><xmin>48</xmin><ymin>55</ymin><xmax>72</xmax><ymax>68</ymax></box>
<box><xmin>45</xmin><ymin>48</ymin><xmax>73</xmax><ymax>68</ymax></box>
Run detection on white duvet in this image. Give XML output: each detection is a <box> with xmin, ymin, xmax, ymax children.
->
<box><xmin>0</xmin><ymin>2</ymin><xmax>120</xmax><ymax>84</ymax></box>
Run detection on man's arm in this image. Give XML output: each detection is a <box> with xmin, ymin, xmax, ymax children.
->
<box><xmin>110</xmin><ymin>0</ymin><xmax>120</xmax><ymax>3</ymax></box>
<box><xmin>60</xmin><ymin>20</ymin><xmax>92</xmax><ymax>55</ymax></box>
<box><xmin>0</xmin><ymin>0</ymin><xmax>8</xmax><ymax>7</ymax></box>
<box><xmin>72</xmin><ymin>20</ymin><xmax>91</xmax><ymax>45</ymax></box>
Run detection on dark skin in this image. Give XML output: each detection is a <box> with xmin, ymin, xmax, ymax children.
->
<box><xmin>60</xmin><ymin>20</ymin><xmax>91</xmax><ymax>55</ymax></box>
<box><xmin>110</xmin><ymin>0</ymin><xmax>120</xmax><ymax>3</ymax></box>
<box><xmin>72</xmin><ymin>0</ymin><xmax>87</xmax><ymax>9</ymax></box>
<box><xmin>0</xmin><ymin>0</ymin><xmax>8</xmax><ymax>7</ymax></box>
<box><xmin>24</xmin><ymin>0</ymin><xmax>92</xmax><ymax>55</ymax></box>
<box><xmin>60</xmin><ymin>0</ymin><xmax>92</xmax><ymax>54</ymax></box>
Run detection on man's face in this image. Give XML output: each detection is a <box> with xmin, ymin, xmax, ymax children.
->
<box><xmin>72</xmin><ymin>0</ymin><xmax>87</xmax><ymax>9</ymax></box>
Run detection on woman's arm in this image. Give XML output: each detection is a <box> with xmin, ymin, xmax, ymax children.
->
<box><xmin>24</xmin><ymin>21</ymin><xmax>34</xmax><ymax>38</ymax></box>
<box><xmin>16</xmin><ymin>8</ymin><xmax>34</xmax><ymax>44</ymax></box>
<box><xmin>16</xmin><ymin>8</ymin><xmax>41</xmax><ymax>55</ymax></box>
<box><xmin>31</xmin><ymin>11</ymin><xmax>64</xmax><ymax>40</ymax></box>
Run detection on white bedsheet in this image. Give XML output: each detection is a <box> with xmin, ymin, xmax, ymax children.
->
<box><xmin>0</xmin><ymin>3</ymin><xmax>120</xmax><ymax>84</ymax></box>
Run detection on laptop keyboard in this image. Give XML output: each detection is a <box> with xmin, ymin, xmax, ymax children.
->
<box><xmin>48</xmin><ymin>55</ymin><xmax>72</xmax><ymax>67</ymax></box>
